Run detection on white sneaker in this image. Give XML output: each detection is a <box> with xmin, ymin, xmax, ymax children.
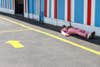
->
<box><xmin>87</xmin><ymin>33</ymin><xmax>92</xmax><ymax>39</ymax></box>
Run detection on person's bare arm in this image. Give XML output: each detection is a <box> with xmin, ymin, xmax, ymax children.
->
<box><xmin>61</xmin><ymin>30</ymin><xmax>70</xmax><ymax>37</ymax></box>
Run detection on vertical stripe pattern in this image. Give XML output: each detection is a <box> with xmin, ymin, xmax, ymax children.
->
<box><xmin>57</xmin><ymin>0</ymin><xmax>65</xmax><ymax>20</ymax></box>
<box><xmin>54</xmin><ymin>0</ymin><xmax>57</xmax><ymax>19</ymax></box>
<box><xmin>74</xmin><ymin>0</ymin><xmax>84</xmax><ymax>24</ymax></box>
<box><xmin>51</xmin><ymin>0</ymin><xmax>54</xmax><ymax>18</ymax></box>
<box><xmin>87</xmin><ymin>0</ymin><xmax>92</xmax><ymax>25</ymax></box>
<box><xmin>67</xmin><ymin>0</ymin><xmax>71</xmax><ymax>21</ymax></box>
<box><xmin>95</xmin><ymin>0</ymin><xmax>100</xmax><ymax>27</ymax></box>
<box><xmin>24</xmin><ymin>0</ymin><xmax>26</xmax><ymax>12</ymax></box>
<box><xmin>49</xmin><ymin>0</ymin><xmax>51</xmax><ymax>17</ymax></box>
<box><xmin>44</xmin><ymin>0</ymin><xmax>47</xmax><ymax>17</ymax></box>
<box><xmin>0</xmin><ymin>0</ymin><xmax>100</xmax><ymax>27</ymax></box>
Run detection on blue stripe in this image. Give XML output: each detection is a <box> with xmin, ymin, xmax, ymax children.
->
<box><xmin>27</xmin><ymin>0</ymin><xmax>29</xmax><ymax>13</ymax></box>
<box><xmin>26</xmin><ymin>0</ymin><xmax>29</xmax><ymax>13</ymax></box>
<box><xmin>29</xmin><ymin>0</ymin><xmax>32</xmax><ymax>13</ymax></box>
<box><xmin>0</xmin><ymin>0</ymin><xmax>1</xmax><ymax>7</ymax></box>
<box><xmin>4</xmin><ymin>0</ymin><xmax>5</xmax><ymax>8</ymax></box>
<box><xmin>40</xmin><ymin>0</ymin><xmax>44</xmax><ymax>22</ymax></box>
<box><xmin>5</xmin><ymin>0</ymin><xmax>6</xmax><ymax>8</ymax></box>
<box><xmin>57</xmin><ymin>0</ymin><xmax>65</xmax><ymax>20</ymax></box>
<box><xmin>33</xmin><ymin>0</ymin><xmax>36</xmax><ymax>14</ymax></box>
<box><xmin>95</xmin><ymin>0</ymin><xmax>100</xmax><ymax>27</ymax></box>
<box><xmin>49</xmin><ymin>0</ymin><xmax>51</xmax><ymax>18</ymax></box>
<box><xmin>1</xmin><ymin>0</ymin><xmax>2</xmax><ymax>7</ymax></box>
<box><xmin>10</xmin><ymin>0</ymin><xmax>12</xmax><ymax>9</ymax></box>
<box><xmin>74</xmin><ymin>0</ymin><xmax>84</xmax><ymax>24</ymax></box>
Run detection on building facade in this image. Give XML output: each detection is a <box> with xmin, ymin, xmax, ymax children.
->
<box><xmin>0</xmin><ymin>0</ymin><xmax>100</xmax><ymax>36</ymax></box>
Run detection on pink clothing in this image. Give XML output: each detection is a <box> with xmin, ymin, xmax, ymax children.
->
<box><xmin>61</xmin><ymin>27</ymin><xmax>89</xmax><ymax>38</ymax></box>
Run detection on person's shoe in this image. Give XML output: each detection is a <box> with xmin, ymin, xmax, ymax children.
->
<box><xmin>87</xmin><ymin>31</ymin><xmax>95</xmax><ymax>39</ymax></box>
<box><xmin>87</xmin><ymin>33</ymin><xmax>92</xmax><ymax>39</ymax></box>
<box><xmin>91</xmin><ymin>31</ymin><xmax>95</xmax><ymax>39</ymax></box>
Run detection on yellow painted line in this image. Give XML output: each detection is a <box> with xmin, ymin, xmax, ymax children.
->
<box><xmin>0</xmin><ymin>16</ymin><xmax>100</xmax><ymax>55</ymax></box>
<box><xmin>0</xmin><ymin>29</ymin><xmax>30</xmax><ymax>34</ymax></box>
<box><xmin>6</xmin><ymin>40</ymin><xmax>24</xmax><ymax>48</ymax></box>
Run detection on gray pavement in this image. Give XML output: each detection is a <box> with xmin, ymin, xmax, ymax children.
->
<box><xmin>0</xmin><ymin>15</ymin><xmax>100</xmax><ymax>67</ymax></box>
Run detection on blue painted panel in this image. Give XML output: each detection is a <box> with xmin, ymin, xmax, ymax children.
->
<box><xmin>74</xmin><ymin>0</ymin><xmax>84</xmax><ymax>24</ymax></box>
<box><xmin>28</xmin><ymin>0</ymin><xmax>29</xmax><ymax>13</ymax></box>
<box><xmin>95</xmin><ymin>0</ymin><xmax>100</xmax><ymax>27</ymax></box>
<box><xmin>49</xmin><ymin>0</ymin><xmax>51</xmax><ymax>18</ymax></box>
<box><xmin>4</xmin><ymin>0</ymin><xmax>5</xmax><ymax>8</ymax></box>
<box><xmin>32</xmin><ymin>0</ymin><xmax>36</xmax><ymax>14</ymax></box>
<box><xmin>57</xmin><ymin>0</ymin><xmax>65</xmax><ymax>20</ymax></box>
<box><xmin>5</xmin><ymin>0</ymin><xmax>6</xmax><ymax>8</ymax></box>
<box><xmin>39</xmin><ymin>0</ymin><xmax>44</xmax><ymax>22</ymax></box>
<box><xmin>0</xmin><ymin>0</ymin><xmax>1</xmax><ymax>7</ymax></box>
<box><xmin>28</xmin><ymin>0</ymin><xmax>32</xmax><ymax>13</ymax></box>
<box><xmin>10</xmin><ymin>0</ymin><xmax>12</xmax><ymax>9</ymax></box>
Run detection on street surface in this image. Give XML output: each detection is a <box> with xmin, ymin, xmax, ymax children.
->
<box><xmin>0</xmin><ymin>15</ymin><xmax>100</xmax><ymax>67</ymax></box>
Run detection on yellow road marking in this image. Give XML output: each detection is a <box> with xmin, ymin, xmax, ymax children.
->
<box><xmin>0</xmin><ymin>16</ymin><xmax>100</xmax><ymax>55</ymax></box>
<box><xmin>0</xmin><ymin>29</ymin><xmax>30</xmax><ymax>34</ymax></box>
<box><xmin>6</xmin><ymin>40</ymin><xmax>24</xmax><ymax>48</ymax></box>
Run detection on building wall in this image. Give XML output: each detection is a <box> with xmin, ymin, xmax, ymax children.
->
<box><xmin>0</xmin><ymin>0</ymin><xmax>14</xmax><ymax>14</ymax></box>
<box><xmin>24</xmin><ymin>0</ymin><xmax>100</xmax><ymax>36</ymax></box>
<box><xmin>0</xmin><ymin>0</ymin><xmax>100</xmax><ymax>36</ymax></box>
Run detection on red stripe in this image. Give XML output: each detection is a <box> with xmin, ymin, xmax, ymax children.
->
<box><xmin>44</xmin><ymin>0</ymin><xmax>47</xmax><ymax>17</ymax></box>
<box><xmin>87</xmin><ymin>0</ymin><xmax>92</xmax><ymax>25</ymax></box>
<box><xmin>12</xmin><ymin>0</ymin><xmax>15</xmax><ymax>10</ymax></box>
<box><xmin>54</xmin><ymin>0</ymin><xmax>57</xmax><ymax>19</ymax></box>
<box><xmin>67</xmin><ymin>0</ymin><xmax>71</xmax><ymax>22</ymax></box>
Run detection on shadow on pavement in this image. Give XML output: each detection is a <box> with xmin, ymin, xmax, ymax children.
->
<box><xmin>0</xmin><ymin>12</ymin><xmax>100</xmax><ymax>45</ymax></box>
<box><xmin>73</xmin><ymin>35</ymin><xmax>100</xmax><ymax>45</ymax></box>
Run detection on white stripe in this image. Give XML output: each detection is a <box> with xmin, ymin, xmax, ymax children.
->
<box><xmin>84</xmin><ymin>0</ymin><xmax>88</xmax><ymax>25</ymax></box>
<box><xmin>91</xmin><ymin>0</ymin><xmax>95</xmax><ymax>26</ymax></box>
<box><xmin>65</xmin><ymin>0</ymin><xmax>68</xmax><ymax>21</ymax></box>
<box><xmin>71</xmin><ymin>0</ymin><xmax>74</xmax><ymax>22</ymax></box>
<box><xmin>47</xmin><ymin>0</ymin><xmax>49</xmax><ymax>17</ymax></box>
<box><xmin>51</xmin><ymin>0</ymin><xmax>54</xmax><ymax>18</ymax></box>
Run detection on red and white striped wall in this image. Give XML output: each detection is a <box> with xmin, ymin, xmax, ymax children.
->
<box><xmin>0</xmin><ymin>0</ymin><xmax>100</xmax><ymax>36</ymax></box>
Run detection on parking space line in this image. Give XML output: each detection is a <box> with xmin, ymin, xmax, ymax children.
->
<box><xmin>0</xmin><ymin>29</ymin><xmax>31</xmax><ymax>34</ymax></box>
<box><xmin>6</xmin><ymin>40</ymin><xmax>24</xmax><ymax>48</ymax></box>
<box><xmin>0</xmin><ymin>16</ymin><xmax>100</xmax><ymax>55</ymax></box>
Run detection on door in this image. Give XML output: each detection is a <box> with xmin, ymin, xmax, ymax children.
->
<box><xmin>15</xmin><ymin>0</ymin><xmax>24</xmax><ymax>15</ymax></box>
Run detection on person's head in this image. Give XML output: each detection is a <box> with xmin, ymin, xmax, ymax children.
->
<box><xmin>62</xmin><ymin>25</ymin><xmax>66</xmax><ymax>28</ymax></box>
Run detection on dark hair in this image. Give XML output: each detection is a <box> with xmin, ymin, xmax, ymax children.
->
<box><xmin>62</xmin><ymin>25</ymin><xmax>66</xmax><ymax>28</ymax></box>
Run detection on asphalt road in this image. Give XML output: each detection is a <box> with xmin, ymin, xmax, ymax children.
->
<box><xmin>0</xmin><ymin>15</ymin><xmax>100</xmax><ymax>67</ymax></box>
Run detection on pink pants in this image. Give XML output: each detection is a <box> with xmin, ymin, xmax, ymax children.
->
<box><xmin>67</xmin><ymin>28</ymin><xmax>89</xmax><ymax>38</ymax></box>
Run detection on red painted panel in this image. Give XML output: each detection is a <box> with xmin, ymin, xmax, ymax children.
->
<box><xmin>54</xmin><ymin>0</ymin><xmax>57</xmax><ymax>19</ymax></box>
<box><xmin>44</xmin><ymin>0</ymin><xmax>47</xmax><ymax>17</ymax></box>
<box><xmin>67</xmin><ymin>0</ymin><xmax>71</xmax><ymax>22</ymax></box>
<box><xmin>12</xmin><ymin>0</ymin><xmax>15</xmax><ymax>10</ymax></box>
<box><xmin>87</xmin><ymin>0</ymin><xmax>92</xmax><ymax>25</ymax></box>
